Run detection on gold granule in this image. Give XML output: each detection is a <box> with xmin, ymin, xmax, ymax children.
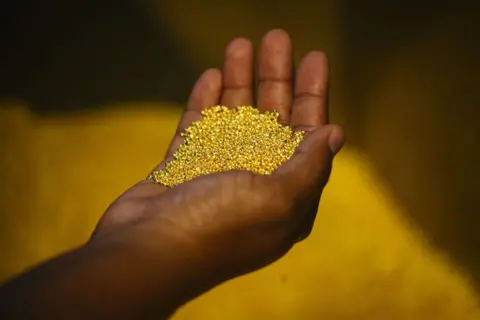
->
<box><xmin>152</xmin><ymin>105</ymin><xmax>304</xmax><ymax>187</ymax></box>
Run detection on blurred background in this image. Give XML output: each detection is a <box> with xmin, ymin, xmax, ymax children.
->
<box><xmin>1</xmin><ymin>0</ymin><xmax>479</xmax><ymax>318</ymax></box>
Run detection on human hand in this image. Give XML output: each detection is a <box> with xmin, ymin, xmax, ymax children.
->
<box><xmin>92</xmin><ymin>29</ymin><xmax>344</xmax><ymax>286</ymax></box>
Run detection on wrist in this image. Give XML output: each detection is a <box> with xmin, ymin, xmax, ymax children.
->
<box><xmin>88</xmin><ymin>222</ymin><xmax>221</xmax><ymax>316</ymax></box>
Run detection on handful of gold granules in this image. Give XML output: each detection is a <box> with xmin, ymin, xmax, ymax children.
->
<box><xmin>151</xmin><ymin>106</ymin><xmax>304</xmax><ymax>187</ymax></box>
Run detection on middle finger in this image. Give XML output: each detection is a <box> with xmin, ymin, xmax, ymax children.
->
<box><xmin>256</xmin><ymin>29</ymin><xmax>293</xmax><ymax>124</ymax></box>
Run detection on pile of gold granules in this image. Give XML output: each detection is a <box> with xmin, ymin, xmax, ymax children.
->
<box><xmin>151</xmin><ymin>105</ymin><xmax>304</xmax><ymax>187</ymax></box>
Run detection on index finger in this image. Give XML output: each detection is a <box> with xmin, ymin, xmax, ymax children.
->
<box><xmin>162</xmin><ymin>68</ymin><xmax>222</xmax><ymax>163</ymax></box>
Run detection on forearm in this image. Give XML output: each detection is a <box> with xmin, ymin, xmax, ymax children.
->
<box><xmin>0</xmin><ymin>232</ymin><xmax>211</xmax><ymax>319</ymax></box>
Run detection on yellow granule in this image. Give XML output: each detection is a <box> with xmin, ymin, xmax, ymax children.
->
<box><xmin>151</xmin><ymin>105</ymin><xmax>304</xmax><ymax>187</ymax></box>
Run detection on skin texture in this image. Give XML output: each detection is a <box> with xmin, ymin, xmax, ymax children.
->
<box><xmin>0</xmin><ymin>29</ymin><xmax>344</xmax><ymax>319</ymax></box>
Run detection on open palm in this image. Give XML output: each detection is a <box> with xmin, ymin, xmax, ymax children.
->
<box><xmin>92</xmin><ymin>29</ymin><xmax>344</xmax><ymax>279</ymax></box>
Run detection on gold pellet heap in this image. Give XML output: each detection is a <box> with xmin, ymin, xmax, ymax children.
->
<box><xmin>152</xmin><ymin>106</ymin><xmax>304</xmax><ymax>187</ymax></box>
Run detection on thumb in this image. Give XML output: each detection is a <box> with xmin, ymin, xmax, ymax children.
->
<box><xmin>273</xmin><ymin>124</ymin><xmax>344</xmax><ymax>198</ymax></box>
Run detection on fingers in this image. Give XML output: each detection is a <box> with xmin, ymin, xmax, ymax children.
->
<box><xmin>295</xmin><ymin>199</ymin><xmax>321</xmax><ymax>242</ymax></box>
<box><xmin>294</xmin><ymin>125</ymin><xmax>344</xmax><ymax>243</ymax></box>
<box><xmin>163</xmin><ymin>69</ymin><xmax>222</xmax><ymax>162</ymax></box>
<box><xmin>220</xmin><ymin>38</ymin><xmax>254</xmax><ymax>108</ymax></box>
<box><xmin>273</xmin><ymin>124</ymin><xmax>344</xmax><ymax>203</ymax></box>
<box><xmin>257</xmin><ymin>29</ymin><xmax>293</xmax><ymax>124</ymax></box>
<box><xmin>287</xmin><ymin>51</ymin><xmax>331</xmax><ymax>242</ymax></box>
<box><xmin>272</xmin><ymin>124</ymin><xmax>343</xmax><ymax>243</ymax></box>
<box><xmin>290</xmin><ymin>51</ymin><xmax>329</xmax><ymax>132</ymax></box>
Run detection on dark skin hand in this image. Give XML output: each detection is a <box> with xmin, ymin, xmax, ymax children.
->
<box><xmin>0</xmin><ymin>29</ymin><xmax>344</xmax><ymax>319</ymax></box>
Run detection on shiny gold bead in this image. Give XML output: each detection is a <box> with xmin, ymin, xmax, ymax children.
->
<box><xmin>152</xmin><ymin>106</ymin><xmax>304</xmax><ymax>187</ymax></box>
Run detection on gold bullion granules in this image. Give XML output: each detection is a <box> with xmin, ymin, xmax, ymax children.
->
<box><xmin>151</xmin><ymin>105</ymin><xmax>304</xmax><ymax>187</ymax></box>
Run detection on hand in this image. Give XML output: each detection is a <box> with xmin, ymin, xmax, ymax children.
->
<box><xmin>92</xmin><ymin>29</ymin><xmax>344</xmax><ymax>285</ymax></box>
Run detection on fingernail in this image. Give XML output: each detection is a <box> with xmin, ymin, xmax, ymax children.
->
<box><xmin>328</xmin><ymin>126</ymin><xmax>345</xmax><ymax>155</ymax></box>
